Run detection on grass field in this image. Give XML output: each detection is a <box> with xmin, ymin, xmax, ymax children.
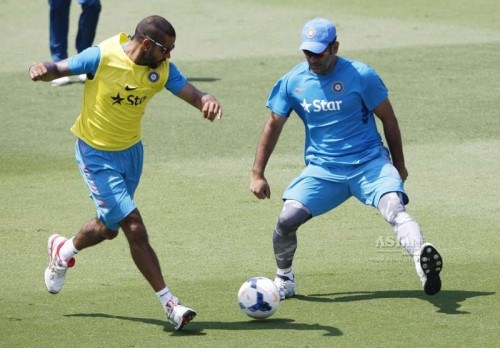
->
<box><xmin>1</xmin><ymin>0</ymin><xmax>499</xmax><ymax>347</ymax></box>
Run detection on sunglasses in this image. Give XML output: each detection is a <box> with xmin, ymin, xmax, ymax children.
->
<box><xmin>143</xmin><ymin>34</ymin><xmax>175</xmax><ymax>55</ymax></box>
<box><xmin>303</xmin><ymin>47</ymin><xmax>329</xmax><ymax>59</ymax></box>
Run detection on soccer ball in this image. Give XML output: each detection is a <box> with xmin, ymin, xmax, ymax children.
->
<box><xmin>238</xmin><ymin>276</ymin><xmax>280</xmax><ymax>319</ymax></box>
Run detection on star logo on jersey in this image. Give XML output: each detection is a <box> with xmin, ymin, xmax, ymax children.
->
<box><xmin>111</xmin><ymin>93</ymin><xmax>125</xmax><ymax>105</ymax></box>
<box><xmin>300</xmin><ymin>98</ymin><xmax>312</xmax><ymax>113</ymax></box>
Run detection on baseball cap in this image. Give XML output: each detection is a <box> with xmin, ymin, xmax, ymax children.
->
<box><xmin>299</xmin><ymin>17</ymin><xmax>337</xmax><ymax>53</ymax></box>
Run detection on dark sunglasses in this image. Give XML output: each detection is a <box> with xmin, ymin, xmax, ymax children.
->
<box><xmin>303</xmin><ymin>47</ymin><xmax>329</xmax><ymax>59</ymax></box>
<box><xmin>143</xmin><ymin>34</ymin><xmax>175</xmax><ymax>55</ymax></box>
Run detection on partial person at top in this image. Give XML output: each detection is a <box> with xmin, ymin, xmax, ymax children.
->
<box><xmin>49</xmin><ymin>0</ymin><xmax>101</xmax><ymax>86</ymax></box>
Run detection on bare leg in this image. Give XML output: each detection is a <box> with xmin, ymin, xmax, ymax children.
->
<box><xmin>72</xmin><ymin>217</ymin><xmax>118</xmax><ymax>250</ymax></box>
<box><xmin>119</xmin><ymin>209</ymin><xmax>166</xmax><ymax>292</ymax></box>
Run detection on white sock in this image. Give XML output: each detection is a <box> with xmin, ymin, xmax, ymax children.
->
<box><xmin>277</xmin><ymin>267</ymin><xmax>294</xmax><ymax>279</ymax></box>
<box><xmin>392</xmin><ymin>212</ymin><xmax>423</xmax><ymax>259</ymax></box>
<box><xmin>156</xmin><ymin>287</ymin><xmax>174</xmax><ymax>308</ymax></box>
<box><xmin>59</xmin><ymin>237</ymin><xmax>79</xmax><ymax>261</ymax></box>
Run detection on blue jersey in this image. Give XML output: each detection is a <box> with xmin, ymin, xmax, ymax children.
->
<box><xmin>266</xmin><ymin>57</ymin><xmax>388</xmax><ymax>166</ymax></box>
<box><xmin>67</xmin><ymin>45</ymin><xmax>188</xmax><ymax>94</ymax></box>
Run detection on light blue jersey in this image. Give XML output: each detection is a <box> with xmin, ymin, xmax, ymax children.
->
<box><xmin>267</xmin><ymin>57</ymin><xmax>407</xmax><ymax>215</ymax></box>
<box><xmin>267</xmin><ymin>57</ymin><xmax>388</xmax><ymax>166</ymax></box>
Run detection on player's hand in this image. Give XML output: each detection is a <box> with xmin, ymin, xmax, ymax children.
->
<box><xmin>28</xmin><ymin>63</ymin><xmax>49</xmax><ymax>81</ymax></box>
<box><xmin>250</xmin><ymin>176</ymin><xmax>271</xmax><ymax>199</ymax></box>
<box><xmin>201</xmin><ymin>96</ymin><xmax>222</xmax><ymax>121</ymax></box>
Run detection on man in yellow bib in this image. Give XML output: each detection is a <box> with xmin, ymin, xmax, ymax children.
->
<box><xmin>29</xmin><ymin>15</ymin><xmax>222</xmax><ymax>331</ymax></box>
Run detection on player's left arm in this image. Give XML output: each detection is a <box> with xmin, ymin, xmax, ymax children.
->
<box><xmin>175</xmin><ymin>82</ymin><xmax>222</xmax><ymax>122</ymax></box>
<box><xmin>374</xmin><ymin>98</ymin><xmax>408</xmax><ymax>181</ymax></box>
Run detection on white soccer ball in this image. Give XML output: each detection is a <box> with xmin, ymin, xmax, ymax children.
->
<box><xmin>238</xmin><ymin>276</ymin><xmax>280</xmax><ymax>319</ymax></box>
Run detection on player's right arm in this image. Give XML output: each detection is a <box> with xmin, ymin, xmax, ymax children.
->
<box><xmin>28</xmin><ymin>46</ymin><xmax>100</xmax><ymax>82</ymax></box>
<box><xmin>250</xmin><ymin>112</ymin><xmax>287</xmax><ymax>199</ymax></box>
<box><xmin>28</xmin><ymin>60</ymin><xmax>71</xmax><ymax>82</ymax></box>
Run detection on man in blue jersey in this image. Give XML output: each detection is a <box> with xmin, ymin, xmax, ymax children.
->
<box><xmin>29</xmin><ymin>15</ymin><xmax>222</xmax><ymax>330</ymax></box>
<box><xmin>250</xmin><ymin>17</ymin><xmax>442</xmax><ymax>299</ymax></box>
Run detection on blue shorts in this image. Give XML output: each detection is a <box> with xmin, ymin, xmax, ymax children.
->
<box><xmin>283</xmin><ymin>147</ymin><xmax>408</xmax><ymax>217</ymax></box>
<box><xmin>75</xmin><ymin>139</ymin><xmax>143</xmax><ymax>231</ymax></box>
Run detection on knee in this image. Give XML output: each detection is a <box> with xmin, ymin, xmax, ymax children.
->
<box><xmin>89</xmin><ymin>218</ymin><xmax>118</xmax><ymax>240</ymax></box>
<box><xmin>277</xmin><ymin>214</ymin><xmax>298</xmax><ymax>232</ymax></box>
<box><xmin>276</xmin><ymin>200</ymin><xmax>311</xmax><ymax>236</ymax></box>
<box><xmin>103</xmin><ymin>228</ymin><xmax>118</xmax><ymax>240</ymax></box>
<box><xmin>378</xmin><ymin>192</ymin><xmax>405</xmax><ymax>225</ymax></box>
<box><xmin>120</xmin><ymin>212</ymin><xmax>148</xmax><ymax>244</ymax></box>
<box><xmin>123</xmin><ymin>225</ymin><xmax>149</xmax><ymax>247</ymax></box>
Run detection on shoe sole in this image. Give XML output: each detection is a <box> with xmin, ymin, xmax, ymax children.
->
<box><xmin>420</xmin><ymin>244</ymin><xmax>442</xmax><ymax>295</ymax></box>
<box><xmin>175</xmin><ymin>310</ymin><xmax>196</xmax><ymax>331</ymax></box>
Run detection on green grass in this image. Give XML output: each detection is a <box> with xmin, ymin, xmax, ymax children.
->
<box><xmin>1</xmin><ymin>0</ymin><xmax>499</xmax><ymax>347</ymax></box>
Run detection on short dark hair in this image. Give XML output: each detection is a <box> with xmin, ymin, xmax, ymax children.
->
<box><xmin>134</xmin><ymin>15</ymin><xmax>176</xmax><ymax>41</ymax></box>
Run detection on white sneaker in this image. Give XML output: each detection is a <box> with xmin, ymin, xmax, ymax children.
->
<box><xmin>78</xmin><ymin>74</ymin><xmax>87</xmax><ymax>82</ymax></box>
<box><xmin>44</xmin><ymin>234</ymin><xmax>75</xmax><ymax>294</ymax></box>
<box><xmin>51</xmin><ymin>76</ymin><xmax>71</xmax><ymax>87</ymax></box>
<box><xmin>416</xmin><ymin>243</ymin><xmax>442</xmax><ymax>295</ymax></box>
<box><xmin>274</xmin><ymin>273</ymin><xmax>296</xmax><ymax>300</ymax></box>
<box><xmin>165</xmin><ymin>297</ymin><xmax>196</xmax><ymax>330</ymax></box>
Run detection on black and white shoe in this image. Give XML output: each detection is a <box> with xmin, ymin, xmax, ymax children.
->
<box><xmin>418</xmin><ymin>243</ymin><xmax>443</xmax><ymax>295</ymax></box>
